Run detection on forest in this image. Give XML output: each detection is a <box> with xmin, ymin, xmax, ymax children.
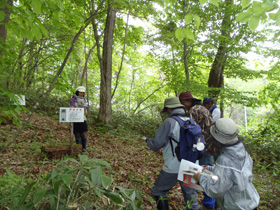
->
<box><xmin>0</xmin><ymin>0</ymin><xmax>279</xmax><ymax>209</ymax></box>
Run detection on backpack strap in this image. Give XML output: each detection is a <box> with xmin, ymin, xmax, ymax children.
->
<box><xmin>169</xmin><ymin>137</ymin><xmax>179</xmax><ymax>157</ymax></box>
<box><xmin>169</xmin><ymin>115</ymin><xmax>190</xmax><ymax>157</ymax></box>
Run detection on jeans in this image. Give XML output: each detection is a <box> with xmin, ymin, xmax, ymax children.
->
<box><xmin>151</xmin><ymin>170</ymin><xmax>200</xmax><ymax>210</ymax></box>
<box><xmin>199</xmin><ymin>154</ymin><xmax>216</xmax><ymax>208</ymax></box>
<box><xmin>199</xmin><ymin>154</ymin><xmax>214</xmax><ymax>166</ymax></box>
<box><xmin>74</xmin><ymin>132</ymin><xmax>87</xmax><ymax>150</ymax></box>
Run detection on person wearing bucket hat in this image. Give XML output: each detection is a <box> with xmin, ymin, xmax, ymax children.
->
<box><xmin>70</xmin><ymin>86</ymin><xmax>88</xmax><ymax>153</ymax></box>
<box><xmin>179</xmin><ymin>91</ymin><xmax>218</xmax><ymax>210</ymax></box>
<box><xmin>145</xmin><ymin>97</ymin><xmax>201</xmax><ymax>210</ymax></box>
<box><xmin>193</xmin><ymin>118</ymin><xmax>260</xmax><ymax>210</ymax></box>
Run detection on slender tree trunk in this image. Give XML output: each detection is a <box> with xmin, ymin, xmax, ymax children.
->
<box><xmin>183</xmin><ymin>0</ymin><xmax>190</xmax><ymax>90</ymax></box>
<box><xmin>208</xmin><ymin>0</ymin><xmax>232</xmax><ymax>99</ymax></box>
<box><xmin>98</xmin><ymin>1</ymin><xmax>116</xmax><ymax>124</ymax></box>
<box><xmin>183</xmin><ymin>42</ymin><xmax>190</xmax><ymax>89</ymax></box>
<box><xmin>111</xmin><ymin>11</ymin><xmax>129</xmax><ymax>99</ymax></box>
<box><xmin>0</xmin><ymin>0</ymin><xmax>13</xmax><ymax>57</ymax></box>
<box><xmin>80</xmin><ymin>43</ymin><xmax>96</xmax><ymax>86</ymax></box>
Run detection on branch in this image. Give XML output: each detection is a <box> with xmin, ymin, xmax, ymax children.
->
<box><xmin>132</xmin><ymin>83</ymin><xmax>164</xmax><ymax>115</ymax></box>
<box><xmin>135</xmin><ymin>103</ymin><xmax>161</xmax><ymax>115</ymax></box>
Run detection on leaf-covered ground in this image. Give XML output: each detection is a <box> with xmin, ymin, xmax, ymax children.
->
<box><xmin>0</xmin><ymin>113</ymin><xmax>279</xmax><ymax>209</ymax></box>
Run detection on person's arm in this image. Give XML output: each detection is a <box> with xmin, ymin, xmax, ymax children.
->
<box><xmin>146</xmin><ymin>118</ymin><xmax>174</xmax><ymax>151</ymax></box>
<box><xmin>70</xmin><ymin>97</ymin><xmax>76</xmax><ymax>107</ymax></box>
<box><xmin>196</xmin><ymin>165</ymin><xmax>233</xmax><ymax>198</ymax></box>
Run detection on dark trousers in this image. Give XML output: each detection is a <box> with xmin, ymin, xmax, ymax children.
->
<box><xmin>74</xmin><ymin>132</ymin><xmax>87</xmax><ymax>150</ymax></box>
<box><xmin>151</xmin><ymin>170</ymin><xmax>200</xmax><ymax>209</ymax></box>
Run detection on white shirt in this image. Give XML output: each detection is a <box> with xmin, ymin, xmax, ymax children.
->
<box><xmin>212</xmin><ymin>107</ymin><xmax>221</xmax><ymax>122</ymax></box>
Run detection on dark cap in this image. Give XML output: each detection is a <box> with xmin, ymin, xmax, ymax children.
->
<box><xmin>203</xmin><ymin>97</ymin><xmax>214</xmax><ymax>105</ymax></box>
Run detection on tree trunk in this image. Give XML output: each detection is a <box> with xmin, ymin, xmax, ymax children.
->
<box><xmin>98</xmin><ymin>1</ymin><xmax>116</xmax><ymax>124</ymax></box>
<box><xmin>208</xmin><ymin>0</ymin><xmax>232</xmax><ymax>99</ymax></box>
<box><xmin>111</xmin><ymin>11</ymin><xmax>129</xmax><ymax>99</ymax></box>
<box><xmin>0</xmin><ymin>0</ymin><xmax>13</xmax><ymax>57</ymax></box>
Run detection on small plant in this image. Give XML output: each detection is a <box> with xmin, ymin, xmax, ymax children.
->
<box><xmin>0</xmin><ymin>155</ymin><xmax>143</xmax><ymax>209</ymax></box>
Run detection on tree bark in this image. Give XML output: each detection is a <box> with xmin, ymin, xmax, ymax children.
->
<box><xmin>208</xmin><ymin>0</ymin><xmax>232</xmax><ymax>99</ymax></box>
<box><xmin>0</xmin><ymin>0</ymin><xmax>13</xmax><ymax>57</ymax></box>
<box><xmin>98</xmin><ymin>0</ymin><xmax>116</xmax><ymax>124</ymax></box>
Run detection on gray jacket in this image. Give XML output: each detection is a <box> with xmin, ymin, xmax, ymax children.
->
<box><xmin>146</xmin><ymin>108</ymin><xmax>189</xmax><ymax>173</ymax></box>
<box><xmin>199</xmin><ymin>142</ymin><xmax>259</xmax><ymax>210</ymax></box>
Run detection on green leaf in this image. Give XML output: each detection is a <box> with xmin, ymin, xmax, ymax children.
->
<box><xmin>185</xmin><ymin>13</ymin><xmax>193</xmax><ymax>25</ymax></box>
<box><xmin>210</xmin><ymin>0</ymin><xmax>219</xmax><ymax>7</ymax></box>
<box><xmin>269</xmin><ymin>12</ymin><xmax>277</xmax><ymax>20</ymax></box>
<box><xmin>193</xmin><ymin>15</ymin><xmax>201</xmax><ymax>28</ymax></box>
<box><xmin>79</xmin><ymin>155</ymin><xmax>88</xmax><ymax>164</ymax></box>
<box><xmin>105</xmin><ymin>192</ymin><xmax>123</xmax><ymax>205</ymax></box>
<box><xmin>251</xmin><ymin>1</ymin><xmax>262</xmax><ymax>13</ymax></box>
<box><xmin>61</xmin><ymin>174</ymin><xmax>72</xmax><ymax>188</ymax></box>
<box><xmin>32</xmin><ymin>24</ymin><xmax>42</xmax><ymax>41</ymax></box>
<box><xmin>18</xmin><ymin>182</ymin><xmax>36</xmax><ymax>206</ymax></box>
<box><xmin>38</xmin><ymin>23</ymin><xmax>48</xmax><ymax>37</ymax></box>
<box><xmin>175</xmin><ymin>28</ymin><xmax>184</xmax><ymax>42</ymax></box>
<box><xmin>0</xmin><ymin>11</ymin><xmax>5</xmax><ymax>21</ymax></box>
<box><xmin>273</xmin><ymin>10</ymin><xmax>280</xmax><ymax>25</ymax></box>
<box><xmin>54</xmin><ymin>180</ymin><xmax>63</xmax><ymax>194</ymax></box>
<box><xmin>101</xmin><ymin>175</ymin><xmax>113</xmax><ymax>189</ymax></box>
<box><xmin>248</xmin><ymin>15</ymin><xmax>259</xmax><ymax>31</ymax></box>
<box><xmin>241</xmin><ymin>0</ymin><xmax>251</xmax><ymax>9</ymax></box>
<box><xmin>199</xmin><ymin>0</ymin><xmax>208</xmax><ymax>5</ymax></box>
<box><xmin>90</xmin><ymin>168</ymin><xmax>102</xmax><ymax>185</ymax></box>
<box><xmin>184</xmin><ymin>28</ymin><xmax>194</xmax><ymax>40</ymax></box>
<box><xmin>33</xmin><ymin>190</ymin><xmax>47</xmax><ymax>204</ymax></box>
<box><xmin>236</xmin><ymin>12</ymin><xmax>252</xmax><ymax>23</ymax></box>
<box><xmin>31</xmin><ymin>0</ymin><xmax>41</xmax><ymax>14</ymax></box>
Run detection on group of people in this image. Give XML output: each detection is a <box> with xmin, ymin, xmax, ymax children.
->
<box><xmin>69</xmin><ymin>86</ymin><xmax>260</xmax><ymax>209</ymax></box>
<box><xmin>145</xmin><ymin>92</ymin><xmax>259</xmax><ymax>210</ymax></box>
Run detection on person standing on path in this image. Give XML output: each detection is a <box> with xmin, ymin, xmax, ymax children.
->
<box><xmin>179</xmin><ymin>92</ymin><xmax>218</xmax><ymax>210</ymax></box>
<box><xmin>70</xmin><ymin>86</ymin><xmax>88</xmax><ymax>153</ymax></box>
<box><xmin>145</xmin><ymin>97</ymin><xmax>201</xmax><ymax>210</ymax></box>
<box><xmin>193</xmin><ymin>118</ymin><xmax>260</xmax><ymax>210</ymax></box>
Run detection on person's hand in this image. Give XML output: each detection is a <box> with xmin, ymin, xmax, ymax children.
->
<box><xmin>141</xmin><ymin>136</ymin><xmax>147</xmax><ymax>141</ymax></box>
<box><xmin>193</xmin><ymin>172</ymin><xmax>201</xmax><ymax>182</ymax></box>
<box><xmin>202</xmin><ymin>165</ymin><xmax>209</xmax><ymax>171</ymax></box>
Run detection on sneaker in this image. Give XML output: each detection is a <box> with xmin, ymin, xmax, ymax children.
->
<box><xmin>82</xmin><ymin>149</ymin><xmax>87</xmax><ymax>154</ymax></box>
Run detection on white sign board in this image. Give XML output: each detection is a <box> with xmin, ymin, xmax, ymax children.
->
<box><xmin>12</xmin><ymin>95</ymin><xmax>26</xmax><ymax>105</ymax></box>
<box><xmin>59</xmin><ymin>107</ymin><xmax>84</xmax><ymax>122</ymax></box>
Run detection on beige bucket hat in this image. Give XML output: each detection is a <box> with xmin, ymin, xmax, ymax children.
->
<box><xmin>161</xmin><ymin>97</ymin><xmax>185</xmax><ymax>112</ymax></box>
<box><xmin>210</xmin><ymin>118</ymin><xmax>239</xmax><ymax>145</ymax></box>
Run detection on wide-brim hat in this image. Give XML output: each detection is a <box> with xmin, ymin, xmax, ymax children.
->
<box><xmin>210</xmin><ymin>118</ymin><xmax>239</xmax><ymax>145</ymax></box>
<box><xmin>179</xmin><ymin>92</ymin><xmax>201</xmax><ymax>103</ymax></box>
<box><xmin>162</xmin><ymin>97</ymin><xmax>184</xmax><ymax>112</ymax></box>
<box><xmin>76</xmin><ymin>86</ymin><xmax>86</xmax><ymax>92</ymax></box>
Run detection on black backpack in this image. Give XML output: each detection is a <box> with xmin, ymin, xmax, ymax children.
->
<box><xmin>169</xmin><ymin>115</ymin><xmax>205</xmax><ymax>163</ymax></box>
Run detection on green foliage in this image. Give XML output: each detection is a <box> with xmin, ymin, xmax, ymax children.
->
<box><xmin>236</xmin><ymin>0</ymin><xmax>279</xmax><ymax>30</ymax></box>
<box><xmin>0</xmin><ymin>155</ymin><xmax>143</xmax><ymax>209</ymax></box>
